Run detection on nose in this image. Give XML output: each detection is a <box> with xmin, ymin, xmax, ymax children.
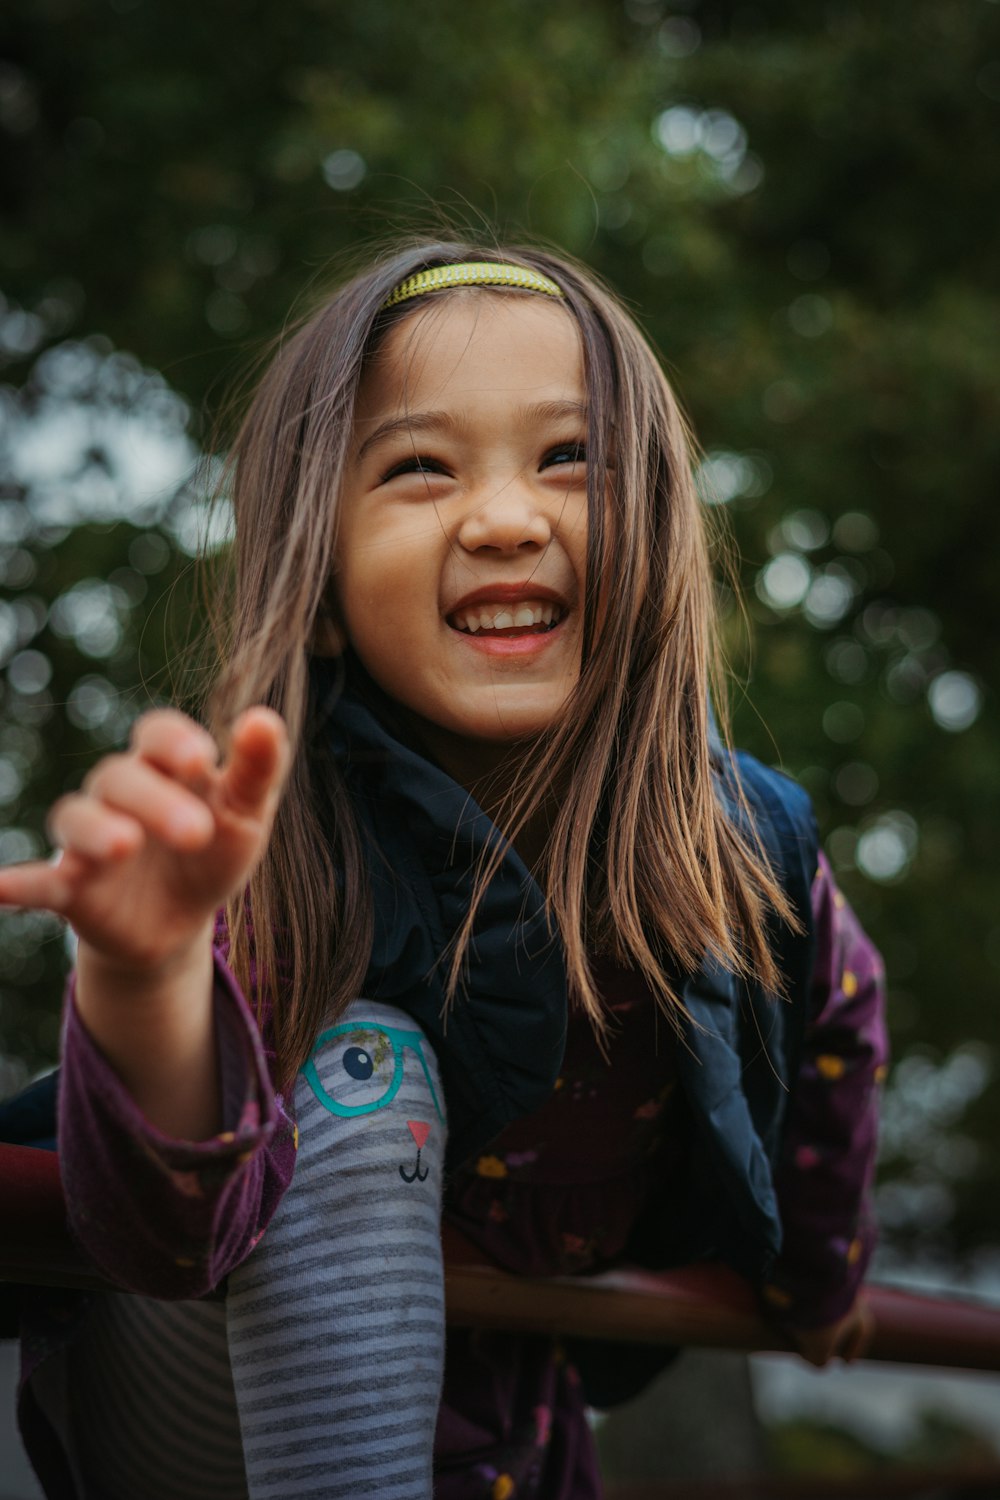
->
<box><xmin>455</xmin><ymin>478</ymin><xmax>553</xmax><ymax>554</ymax></box>
<box><xmin>407</xmin><ymin>1120</ymin><xmax>430</xmax><ymax>1150</ymax></box>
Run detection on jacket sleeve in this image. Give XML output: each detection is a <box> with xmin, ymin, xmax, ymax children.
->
<box><xmin>58</xmin><ymin>921</ymin><xmax>298</xmax><ymax>1300</ymax></box>
<box><xmin>762</xmin><ymin>850</ymin><xmax>889</xmax><ymax>1329</ymax></box>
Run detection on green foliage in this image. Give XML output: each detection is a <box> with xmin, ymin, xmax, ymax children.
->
<box><xmin>766</xmin><ymin>1405</ymin><xmax>998</xmax><ymax>1473</ymax></box>
<box><xmin>1</xmin><ymin>0</ymin><xmax>998</xmax><ymax>1261</ymax></box>
<box><xmin>766</xmin><ymin>1415</ymin><xmax>885</xmax><ymax>1476</ymax></box>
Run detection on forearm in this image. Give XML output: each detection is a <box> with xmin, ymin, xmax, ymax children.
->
<box><xmin>75</xmin><ymin>921</ymin><xmax>220</xmax><ymax>1140</ymax></box>
<box><xmin>59</xmin><ymin>951</ymin><xmax>297</xmax><ymax>1298</ymax></box>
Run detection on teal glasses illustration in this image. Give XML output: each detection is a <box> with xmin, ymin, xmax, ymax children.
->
<box><xmin>300</xmin><ymin>1020</ymin><xmax>445</xmax><ymax>1123</ymax></box>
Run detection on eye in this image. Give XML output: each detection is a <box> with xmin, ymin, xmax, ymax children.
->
<box><xmin>542</xmin><ymin>442</ymin><xmax>586</xmax><ymax>470</ymax></box>
<box><xmin>343</xmin><ymin>1046</ymin><xmax>374</xmax><ymax>1081</ymax></box>
<box><xmin>381</xmin><ymin>454</ymin><xmax>448</xmax><ymax>482</ymax></box>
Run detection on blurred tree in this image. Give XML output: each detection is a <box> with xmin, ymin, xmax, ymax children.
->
<box><xmin>1</xmin><ymin>0</ymin><xmax>997</xmax><ymax>1265</ymax></box>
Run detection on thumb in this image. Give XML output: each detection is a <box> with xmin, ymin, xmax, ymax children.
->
<box><xmin>220</xmin><ymin>708</ymin><xmax>290</xmax><ymax>819</ymax></box>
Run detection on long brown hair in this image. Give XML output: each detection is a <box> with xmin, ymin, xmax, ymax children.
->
<box><xmin>206</xmin><ymin>238</ymin><xmax>795</xmax><ymax>1086</ymax></box>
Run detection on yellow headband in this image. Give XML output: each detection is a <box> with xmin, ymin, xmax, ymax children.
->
<box><xmin>382</xmin><ymin>261</ymin><xmax>564</xmax><ymax>310</ymax></box>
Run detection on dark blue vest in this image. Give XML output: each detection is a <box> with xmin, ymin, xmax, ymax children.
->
<box><xmin>331</xmin><ymin>689</ymin><xmax>819</xmax><ymax>1284</ymax></box>
<box><xmin>671</xmin><ymin>752</ymin><xmax>818</xmax><ymax>1281</ymax></box>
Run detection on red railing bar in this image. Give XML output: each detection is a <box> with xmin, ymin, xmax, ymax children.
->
<box><xmin>442</xmin><ymin>1254</ymin><xmax>1000</xmax><ymax>1372</ymax></box>
<box><xmin>0</xmin><ymin>1142</ymin><xmax>97</xmax><ymax>1287</ymax></box>
<box><xmin>440</xmin><ymin>1226</ymin><xmax>1000</xmax><ymax>1372</ymax></box>
<box><xmin>6</xmin><ymin>1145</ymin><xmax>1000</xmax><ymax>1373</ymax></box>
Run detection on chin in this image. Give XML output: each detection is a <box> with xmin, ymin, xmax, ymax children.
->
<box><xmin>461</xmin><ymin>708</ymin><xmax>563</xmax><ymax>744</ymax></box>
<box><xmin>415</xmin><ymin>702</ymin><xmax>565</xmax><ymax>766</ymax></box>
<box><xmin>459</xmin><ymin>697</ymin><xmax>569</xmax><ymax>744</ymax></box>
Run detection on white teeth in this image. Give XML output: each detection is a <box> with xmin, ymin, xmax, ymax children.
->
<box><xmin>452</xmin><ymin>597</ymin><xmax>563</xmax><ymax>633</ymax></box>
<box><xmin>451</xmin><ymin>599</ymin><xmax>563</xmax><ymax>634</ymax></box>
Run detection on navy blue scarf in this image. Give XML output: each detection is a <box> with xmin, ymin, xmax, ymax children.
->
<box><xmin>324</xmin><ymin>673</ymin><xmax>568</xmax><ymax>1170</ymax></box>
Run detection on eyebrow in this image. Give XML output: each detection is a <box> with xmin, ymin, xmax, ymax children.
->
<box><xmin>355</xmin><ymin>399</ymin><xmax>588</xmax><ymax>462</ymax></box>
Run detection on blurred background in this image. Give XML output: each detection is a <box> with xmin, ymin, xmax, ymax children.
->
<box><xmin>1</xmin><ymin>0</ymin><xmax>999</xmax><ymax>1485</ymax></box>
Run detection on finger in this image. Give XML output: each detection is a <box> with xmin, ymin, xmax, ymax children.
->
<box><xmin>47</xmin><ymin>794</ymin><xmax>146</xmax><ymax>862</ymax></box>
<box><xmin>219</xmin><ymin>708</ymin><xmax>289</xmax><ymax>818</ymax></box>
<box><xmin>131</xmin><ymin>709</ymin><xmax>220</xmax><ymax>789</ymax></box>
<box><xmin>86</xmin><ymin>756</ymin><xmax>216</xmax><ymax>848</ymax></box>
<box><xmin>790</xmin><ymin>1328</ymin><xmax>834</xmax><ymax>1368</ymax></box>
<box><xmin>841</xmin><ymin>1308</ymin><xmax>874</xmax><ymax>1364</ymax></box>
<box><xmin>0</xmin><ymin>857</ymin><xmax>73</xmax><ymax>915</ymax></box>
<box><xmin>840</xmin><ymin>1328</ymin><xmax>865</xmax><ymax>1363</ymax></box>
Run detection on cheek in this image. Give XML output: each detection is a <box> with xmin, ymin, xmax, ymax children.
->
<box><xmin>333</xmin><ymin>535</ymin><xmax>393</xmax><ymax>641</ymax></box>
<box><xmin>336</xmin><ymin>510</ymin><xmax>441</xmax><ymax>615</ymax></box>
<box><xmin>334</xmin><ymin>568</ymin><xmax>433</xmax><ymax>700</ymax></box>
<box><xmin>338</xmin><ymin>593</ymin><xmax>400</xmax><ymax>663</ymax></box>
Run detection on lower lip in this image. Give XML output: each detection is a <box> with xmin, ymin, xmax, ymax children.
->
<box><xmin>449</xmin><ymin>621</ymin><xmax>565</xmax><ymax>658</ymax></box>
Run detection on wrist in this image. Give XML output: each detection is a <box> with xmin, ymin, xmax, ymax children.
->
<box><xmin>72</xmin><ymin>928</ymin><xmax>221</xmax><ymax>1140</ymax></box>
<box><xmin>74</xmin><ymin>924</ymin><xmax>216</xmax><ymax>1069</ymax></box>
<box><xmin>76</xmin><ymin>921</ymin><xmax>215</xmax><ymax>1002</ymax></box>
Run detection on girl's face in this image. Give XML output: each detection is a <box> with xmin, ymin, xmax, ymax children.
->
<box><xmin>334</xmin><ymin>293</ymin><xmax>590</xmax><ymax>775</ymax></box>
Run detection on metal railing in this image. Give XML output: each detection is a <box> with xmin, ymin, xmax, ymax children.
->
<box><xmin>441</xmin><ymin>1224</ymin><xmax>1000</xmax><ymax>1372</ymax></box>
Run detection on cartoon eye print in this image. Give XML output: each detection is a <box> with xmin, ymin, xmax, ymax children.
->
<box><xmin>302</xmin><ymin>1027</ymin><xmax>396</xmax><ymax>1113</ymax></box>
<box><xmin>300</xmin><ymin>1021</ymin><xmax>444</xmax><ymax>1184</ymax></box>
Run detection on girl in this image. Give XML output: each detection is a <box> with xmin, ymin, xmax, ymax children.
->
<box><xmin>1</xmin><ymin>243</ymin><xmax>886</xmax><ymax>1499</ymax></box>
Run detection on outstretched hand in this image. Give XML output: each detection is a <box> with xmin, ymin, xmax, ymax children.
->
<box><xmin>0</xmin><ymin>706</ymin><xmax>289</xmax><ymax>978</ymax></box>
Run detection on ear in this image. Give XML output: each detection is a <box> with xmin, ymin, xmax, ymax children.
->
<box><xmin>310</xmin><ymin>611</ymin><xmax>347</xmax><ymax>658</ymax></box>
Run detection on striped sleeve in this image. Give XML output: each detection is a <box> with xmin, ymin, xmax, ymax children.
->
<box><xmin>226</xmin><ymin>998</ymin><xmax>447</xmax><ymax>1499</ymax></box>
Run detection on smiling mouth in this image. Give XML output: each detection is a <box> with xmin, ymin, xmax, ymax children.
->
<box><xmin>448</xmin><ymin>600</ymin><xmax>565</xmax><ymax>636</ymax></box>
